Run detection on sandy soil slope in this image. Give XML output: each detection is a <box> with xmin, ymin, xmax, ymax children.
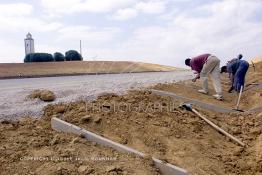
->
<box><xmin>1</xmin><ymin>61</ymin><xmax>261</xmax><ymax>175</ymax></box>
<box><xmin>42</xmin><ymin>91</ymin><xmax>261</xmax><ymax>175</ymax></box>
<box><xmin>250</xmin><ymin>56</ymin><xmax>262</xmax><ymax>64</ymax></box>
<box><xmin>0</xmin><ymin>117</ymin><xmax>159</xmax><ymax>175</ymax></box>
<box><xmin>0</xmin><ymin>61</ymin><xmax>182</xmax><ymax>79</ymax></box>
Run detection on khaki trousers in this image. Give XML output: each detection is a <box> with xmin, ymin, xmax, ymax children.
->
<box><xmin>200</xmin><ymin>55</ymin><xmax>222</xmax><ymax>95</ymax></box>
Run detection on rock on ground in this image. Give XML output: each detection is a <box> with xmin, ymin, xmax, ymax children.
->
<box><xmin>28</xmin><ymin>90</ymin><xmax>56</xmax><ymax>102</ymax></box>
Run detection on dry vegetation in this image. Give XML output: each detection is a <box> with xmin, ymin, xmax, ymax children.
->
<box><xmin>0</xmin><ymin>61</ymin><xmax>180</xmax><ymax>79</ymax></box>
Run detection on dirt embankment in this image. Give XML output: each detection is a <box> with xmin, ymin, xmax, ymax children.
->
<box><xmin>0</xmin><ymin>61</ymin><xmax>181</xmax><ymax>79</ymax></box>
<box><xmin>1</xmin><ymin>61</ymin><xmax>261</xmax><ymax>175</ymax></box>
<box><xmin>43</xmin><ymin>91</ymin><xmax>262</xmax><ymax>175</ymax></box>
<box><xmin>1</xmin><ymin>90</ymin><xmax>261</xmax><ymax>175</ymax></box>
<box><xmin>153</xmin><ymin>61</ymin><xmax>262</xmax><ymax>110</ymax></box>
<box><xmin>0</xmin><ymin>116</ymin><xmax>159</xmax><ymax>175</ymax></box>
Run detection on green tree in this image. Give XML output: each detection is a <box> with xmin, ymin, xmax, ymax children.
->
<box><xmin>24</xmin><ymin>53</ymin><xmax>54</xmax><ymax>63</ymax></box>
<box><xmin>53</xmin><ymin>52</ymin><xmax>65</xmax><ymax>62</ymax></box>
<box><xmin>65</xmin><ymin>50</ymin><xmax>83</xmax><ymax>61</ymax></box>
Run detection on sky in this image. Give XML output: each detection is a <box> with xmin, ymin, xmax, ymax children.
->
<box><xmin>0</xmin><ymin>0</ymin><xmax>262</xmax><ymax>67</ymax></box>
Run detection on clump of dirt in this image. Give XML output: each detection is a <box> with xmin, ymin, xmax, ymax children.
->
<box><xmin>0</xmin><ymin>116</ymin><xmax>160</xmax><ymax>175</ymax></box>
<box><xmin>27</xmin><ymin>90</ymin><xmax>56</xmax><ymax>102</ymax></box>
<box><xmin>44</xmin><ymin>90</ymin><xmax>262</xmax><ymax>175</ymax></box>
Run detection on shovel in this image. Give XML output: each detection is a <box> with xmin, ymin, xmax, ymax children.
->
<box><xmin>180</xmin><ymin>103</ymin><xmax>245</xmax><ymax>147</ymax></box>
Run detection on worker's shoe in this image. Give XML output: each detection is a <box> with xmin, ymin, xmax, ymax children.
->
<box><xmin>213</xmin><ymin>94</ymin><xmax>223</xmax><ymax>100</ymax></box>
<box><xmin>198</xmin><ymin>89</ymin><xmax>208</xmax><ymax>94</ymax></box>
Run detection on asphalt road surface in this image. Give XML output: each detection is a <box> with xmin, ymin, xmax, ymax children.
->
<box><xmin>0</xmin><ymin>71</ymin><xmax>193</xmax><ymax>121</ymax></box>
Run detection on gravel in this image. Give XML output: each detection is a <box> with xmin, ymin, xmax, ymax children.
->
<box><xmin>0</xmin><ymin>71</ymin><xmax>193</xmax><ymax>121</ymax></box>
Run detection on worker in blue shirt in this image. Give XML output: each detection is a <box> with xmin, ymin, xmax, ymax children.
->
<box><xmin>221</xmin><ymin>55</ymin><xmax>249</xmax><ymax>93</ymax></box>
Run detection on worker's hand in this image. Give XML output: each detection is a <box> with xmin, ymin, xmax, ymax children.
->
<box><xmin>196</xmin><ymin>74</ymin><xmax>200</xmax><ymax>79</ymax></box>
<box><xmin>192</xmin><ymin>77</ymin><xmax>197</xmax><ymax>82</ymax></box>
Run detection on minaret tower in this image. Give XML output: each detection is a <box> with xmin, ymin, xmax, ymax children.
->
<box><xmin>24</xmin><ymin>32</ymin><xmax>35</xmax><ymax>55</ymax></box>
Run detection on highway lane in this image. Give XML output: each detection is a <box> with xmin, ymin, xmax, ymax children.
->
<box><xmin>0</xmin><ymin>71</ymin><xmax>193</xmax><ymax>120</ymax></box>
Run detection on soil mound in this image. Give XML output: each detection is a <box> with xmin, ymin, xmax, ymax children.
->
<box><xmin>0</xmin><ymin>117</ymin><xmax>159</xmax><ymax>175</ymax></box>
<box><xmin>28</xmin><ymin>90</ymin><xmax>56</xmax><ymax>102</ymax></box>
<box><xmin>44</xmin><ymin>91</ymin><xmax>262</xmax><ymax>175</ymax></box>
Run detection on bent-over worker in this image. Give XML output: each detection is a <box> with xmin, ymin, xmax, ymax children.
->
<box><xmin>185</xmin><ymin>54</ymin><xmax>223</xmax><ymax>100</ymax></box>
<box><xmin>221</xmin><ymin>57</ymin><xmax>249</xmax><ymax>93</ymax></box>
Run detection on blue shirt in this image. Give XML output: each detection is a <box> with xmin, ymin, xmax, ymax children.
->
<box><xmin>227</xmin><ymin>60</ymin><xmax>240</xmax><ymax>75</ymax></box>
<box><xmin>227</xmin><ymin>59</ymin><xmax>249</xmax><ymax>75</ymax></box>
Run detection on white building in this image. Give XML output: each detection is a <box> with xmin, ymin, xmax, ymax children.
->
<box><xmin>24</xmin><ymin>33</ymin><xmax>35</xmax><ymax>55</ymax></box>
